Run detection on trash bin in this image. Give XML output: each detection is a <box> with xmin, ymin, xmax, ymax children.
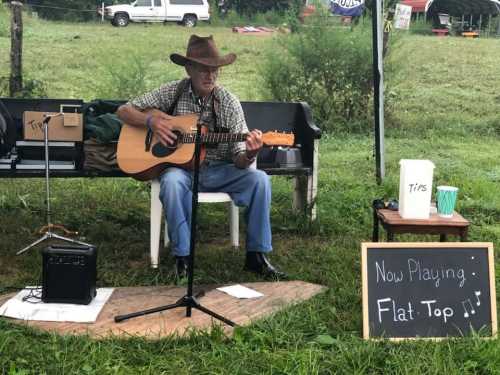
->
<box><xmin>398</xmin><ymin>159</ymin><xmax>435</xmax><ymax>219</ymax></box>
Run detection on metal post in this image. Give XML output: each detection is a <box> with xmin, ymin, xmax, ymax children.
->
<box><xmin>101</xmin><ymin>2</ymin><xmax>105</xmax><ymax>22</ymax></box>
<box><xmin>9</xmin><ymin>1</ymin><xmax>23</xmax><ymax>97</ymax></box>
<box><xmin>371</xmin><ymin>0</ymin><xmax>385</xmax><ymax>183</ymax></box>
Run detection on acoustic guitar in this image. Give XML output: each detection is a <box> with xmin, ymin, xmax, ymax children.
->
<box><xmin>117</xmin><ymin>111</ymin><xmax>295</xmax><ymax>181</ymax></box>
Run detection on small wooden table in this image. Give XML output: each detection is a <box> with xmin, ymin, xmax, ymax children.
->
<box><xmin>462</xmin><ymin>31</ymin><xmax>479</xmax><ymax>38</ymax></box>
<box><xmin>372</xmin><ymin>208</ymin><xmax>469</xmax><ymax>242</ymax></box>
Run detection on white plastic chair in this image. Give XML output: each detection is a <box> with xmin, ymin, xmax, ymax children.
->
<box><xmin>150</xmin><ymin>181</ymin><xmax>239</xmax><ymax>268</ymax></box>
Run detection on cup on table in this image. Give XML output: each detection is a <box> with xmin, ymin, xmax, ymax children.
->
<box><xmin>436</xmin><ymin>186</ymin><xmax>458</xmax><ymax>218</ymax></box>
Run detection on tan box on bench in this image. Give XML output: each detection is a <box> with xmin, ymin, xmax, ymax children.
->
<box><xmin>23</xmin><ymin>111</ymin><xmax>83</xmax><ymax>141</ymax></box>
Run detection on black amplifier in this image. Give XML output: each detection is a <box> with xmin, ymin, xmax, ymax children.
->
<box><xmin>41</xmin><ymin>244</ymin><xmax>97</xmax><ymax>305</ymax></box>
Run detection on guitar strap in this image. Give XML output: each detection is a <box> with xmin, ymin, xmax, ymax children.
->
<box><xmin>167</xmin><ymin>78</ymin><xmax>190</xmax><ymax>116</ymax></box>
<box><xmin>165</xmin><ymin>78</ymin><xmax>224</xmax><ymax>150</ymax></box>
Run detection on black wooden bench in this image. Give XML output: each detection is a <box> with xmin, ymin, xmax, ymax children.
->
<box><xmin>0</xmin><ymin>97</ymin><xmax>321</xmax><ymax>218</ymax></box>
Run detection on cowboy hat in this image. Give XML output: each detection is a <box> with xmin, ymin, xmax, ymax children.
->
<box><xmin>170</xmin><ymin>35</ymin><xmax>236</xmax><ymax>67</ymax></box>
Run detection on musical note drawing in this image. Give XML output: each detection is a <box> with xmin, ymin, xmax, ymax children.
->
<box><xmin>462</xmin><ymin>299</ymin><xmax>476</xmax><ymax>318</ymax></box>
<box><xmin>475</xmin><ymin>291</ymin><xmax>481</xmax><ymax>306</ymax></box>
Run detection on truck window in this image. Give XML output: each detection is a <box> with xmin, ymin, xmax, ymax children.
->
<box><xmin>154</xmin><ymin>0</ymin><xmax>161</xmax><ymax>5</ymax></box>
<box><xmin>135</xmin><ymin>0</ymin><xmax>152</xmax><ymax>6</ymax></box>
<box><xmin>171</xmin><ymin>0</ymin><xmax>204</xmax><ymax>5</ymax></box>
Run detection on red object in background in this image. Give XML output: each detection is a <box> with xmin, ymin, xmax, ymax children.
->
<box><xmin>400</xmin><ymin>0</ymin><xmax>429</xmax><ymax>13</ymax></box>
<box><xmin>299</xmin><ymin>4</ymin><xmax>316</xmax><ymax>22</ymax></box>
<box><xmin>432</xmin><ymin>28</ymin><xmax>449</xmax><ymax>36</ymax></box>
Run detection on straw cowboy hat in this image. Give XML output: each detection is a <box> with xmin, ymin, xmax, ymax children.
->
<box><xmin>170</xmin><ymin>35</ymin><xmax>236</xmax><ymax>68</ymax></box>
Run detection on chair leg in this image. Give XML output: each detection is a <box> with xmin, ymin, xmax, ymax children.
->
<box><xmin>150</xmin><ymin>180</ymin><xmax>162</xmax><ymax>268</ymax></box>
<box><xmin>229</xmin><ymin>201</ymin><xmax>239</xmax><ymax>248</ymax></box>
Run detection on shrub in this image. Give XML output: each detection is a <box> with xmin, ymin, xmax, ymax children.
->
<box><xmin>212</xmin><ymin>0</ymin><xmax>300</xmax><ymax>27</ymax></box>
<box><xmin>95</xmin><ymin>55</ymin><xmax>151</xmax><ymax>100</ymax></box>
<box><xmin>261</xmin><ymin>7</ymin><xmax>374</xmax><ymax>133</ymax></box>
<box><xmin>0</xmin><ymin>76</ymin><xmax>48</xmax><ymax>98</ymax></box>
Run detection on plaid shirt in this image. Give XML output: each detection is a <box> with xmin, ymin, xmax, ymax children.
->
<box><xmin>128</xmin><ymin>79</ymin><xmax>248</xmax><ymax>162</ymax></box>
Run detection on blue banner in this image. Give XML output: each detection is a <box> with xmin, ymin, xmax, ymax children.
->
<box><xmin>330</xmin><ymin>0</ymin><xmax>365</xmax><ymax>17</ymax></box>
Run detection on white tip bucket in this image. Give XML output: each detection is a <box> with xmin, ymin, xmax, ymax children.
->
<box><xmin>398</xmin><ymin>159</ymin><xmax>435</xmax><ymax>219</ymax></box>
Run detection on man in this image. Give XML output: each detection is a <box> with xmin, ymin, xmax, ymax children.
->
<box><xmin>116</xmin><ymin>35</ymin><xmax>285</xmax><ymax>280</ymax></box>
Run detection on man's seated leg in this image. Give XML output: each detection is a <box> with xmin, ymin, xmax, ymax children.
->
<box><xmin>201</xmin><ymin>163</ymin><xmax>286</xmax><ymax>279</ymax></box>
<box><xmin>159</xmin><ymin>167</ymin><xmax>193</xmax><ymax>280</ymax></box>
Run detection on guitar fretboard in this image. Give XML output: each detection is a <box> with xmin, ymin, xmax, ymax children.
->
<box><xmin>181</xmin><ymin>133</ymin><xmax>247</xmax><ymax>144</ymax></box>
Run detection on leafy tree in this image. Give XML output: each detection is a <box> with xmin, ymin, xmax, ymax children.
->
<box><xmin>223</xmin><ymin>0</ymin><xmax>303</xmax><ymax>17</ymax></box>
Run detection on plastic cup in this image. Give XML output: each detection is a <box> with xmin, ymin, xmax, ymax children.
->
<box><xmin>436</xmin><ymin>186</ymin><xmax>458</xmax><ymax>218</ymax></box>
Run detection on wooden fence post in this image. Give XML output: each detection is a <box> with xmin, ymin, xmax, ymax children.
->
<box><xmin>9</xmin><ymin>1</ymin><xmax>24</xmax><ymax>97</ymax></box>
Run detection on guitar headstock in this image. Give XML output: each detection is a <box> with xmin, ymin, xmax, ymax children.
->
<box><xmin>262</xmin><ymin>132</ymin><xmax>295</xmax><ymax>147</ymax></box>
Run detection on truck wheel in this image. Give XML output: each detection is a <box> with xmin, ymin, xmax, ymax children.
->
<box><xmin>182</xmin><ymin>14</ymin><xmax>197</xmax><ymax>27</ymax></box>
<box><xmin>114</xmin><ymin>13</ymin><xmax>129</xmax><ymax>27</ymax></box>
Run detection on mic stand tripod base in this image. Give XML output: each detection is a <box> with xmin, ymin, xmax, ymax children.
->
<box><xmin>16</xmin><ymin>231</ymin><xmax>93</xmax><ymax>255</ymax></box>
<box><xmin>114</xmin><ymin>290</ymin><xmax>236</xmax><ymax>327</ymax></box>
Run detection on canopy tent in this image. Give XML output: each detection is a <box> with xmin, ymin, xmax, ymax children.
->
<box><xmin>425</xmin><ymin>0</ymin><xmax>500</xmax><ymax>16</ymax></box>
<box><xmin>400</xmin><ymin>0</ymin><xmax>500</xmax><ymax>15</ymax></box>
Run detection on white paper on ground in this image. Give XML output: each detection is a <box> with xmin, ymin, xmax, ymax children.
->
<box><xmin>216</xmin><ymin>284</ymin><xmax>264</xmax><ymax>299</ymax></box>
<box><xmin>0</xmin><ymin>288</ymin><xmax>114</xmax><ymax>323</ymax></box>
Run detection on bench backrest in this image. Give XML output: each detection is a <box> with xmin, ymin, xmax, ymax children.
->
<box><xmin>1</xmin><ymin>98</ymin><xmax>320</xmax><ymax>171</ymax></box>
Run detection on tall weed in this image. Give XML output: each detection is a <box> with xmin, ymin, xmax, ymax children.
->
<box><xmin>96</xmin><ymin>55</ymin><xmax>151</xmax><ymax>100</ymax></box>
<box><xmin>261</xmin><ymin>7</ymin><xmax>373</xmax><ymax>133</ymax></box>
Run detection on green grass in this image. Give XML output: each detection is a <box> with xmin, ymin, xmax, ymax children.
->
<box><xmin>0</xmin><ymin>13</ymin><xmax>276</xmax><ymax>101</ymax></box>
<box><xmin>1</xmin><ymin>9</ymin><xmax>500</xmax><ymax>374</ymax></box>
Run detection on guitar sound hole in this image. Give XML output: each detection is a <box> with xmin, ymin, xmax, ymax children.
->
<box><xmin>152</xmin><ymin>140</ymin><xmax>178</xmax><ymax>158</ymax></box>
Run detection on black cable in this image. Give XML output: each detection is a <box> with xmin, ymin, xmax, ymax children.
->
<box><xmin>0</xmin><ymin>286</ymin><xmax>43</xmax><ymax>303</ymax></box>
<box><xmin>21</xmin><ymin>287</ymin><xmax>43</xmax><ymax>303</ymax></box>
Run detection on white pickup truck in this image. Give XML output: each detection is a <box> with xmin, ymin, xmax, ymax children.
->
<box><xmin>100</xmin><ymin>0</ymin><xmax>210</xmax><ymax>27</ymax></box>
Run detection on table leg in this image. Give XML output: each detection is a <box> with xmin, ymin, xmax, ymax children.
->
<box><xmin>372</xmin><ymin>209</ymin><xmax>379</xmax><ymax>242</ymax></box>
<box><xmin>440</xmin><ymin>234</ymin><xmax>447</xmax><ymax>242</ymax></box>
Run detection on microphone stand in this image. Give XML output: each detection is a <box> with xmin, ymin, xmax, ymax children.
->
<box><xmin>17</xmin><ymin>114</ymin><xmax>93</xmax><ymax>255</ymax></box>
<box><xmin>114</xmin><ymin>94</ymin><xmax>236</xmax><ymax>327</ymax></box>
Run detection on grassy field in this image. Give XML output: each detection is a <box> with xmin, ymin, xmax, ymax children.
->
<box><xmin>1</xmin><ymin>9</ymin><xmax>500</xmax><ymax>374</ymax></box>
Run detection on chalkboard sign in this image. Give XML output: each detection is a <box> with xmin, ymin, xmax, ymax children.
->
<box><xmin>362</xmin><ymin>242</ymin><xmax>497</xmax><ymax>340</ymax></box>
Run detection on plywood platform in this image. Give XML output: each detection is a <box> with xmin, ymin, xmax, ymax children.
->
<box><xmin>0</xmin><ymin>281</ymin><xmax>325</xmax><ymax>339</ymax></box>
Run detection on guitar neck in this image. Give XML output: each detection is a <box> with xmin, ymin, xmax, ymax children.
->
<box><xmin>181</xmin><ymin>133</ymin><xmax>247</xmax><ymax>144</ymax></box>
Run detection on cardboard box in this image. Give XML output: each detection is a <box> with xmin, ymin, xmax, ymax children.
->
<box><xmin>23</xmin><ymin>111</ymin><xmax>83</xmax><ymax>141</ymax></box>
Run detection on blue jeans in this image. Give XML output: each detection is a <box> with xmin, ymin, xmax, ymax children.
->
<box><xmin>159</xmin><ymin>161</ymin><xmax>272</xmax><ymax>257</ymax></box>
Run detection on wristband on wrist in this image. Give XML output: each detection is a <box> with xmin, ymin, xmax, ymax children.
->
<box><xmin>145</xmin><ymin>115</ymin><xmax>153</xmax><ymax>130</ymax></box>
